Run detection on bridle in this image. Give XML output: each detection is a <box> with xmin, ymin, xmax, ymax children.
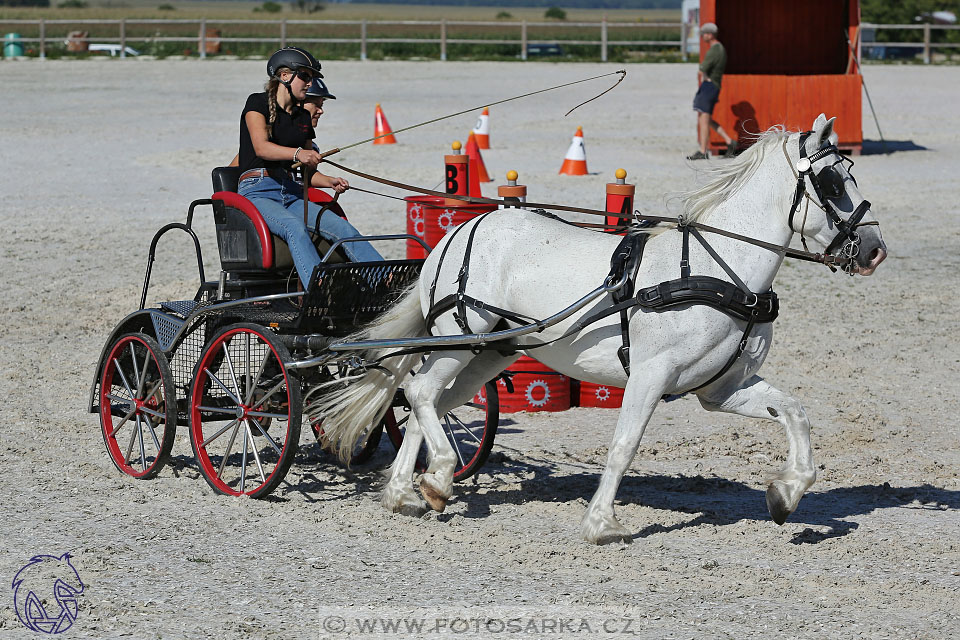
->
<box><xmin>784</xmin><ymin>131</ymin><xmax>878</xmax><ymax>274</ymax></box>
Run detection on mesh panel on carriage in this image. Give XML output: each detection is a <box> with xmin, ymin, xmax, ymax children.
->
<box><xmin>296</xmin><ymin>261</ymin><xmax>423</xmax><ymax>333</ymax></box>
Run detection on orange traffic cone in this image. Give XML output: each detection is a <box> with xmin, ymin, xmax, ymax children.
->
<box><xmin>558</xmin><ymin>126</ymin><xmax>588</xmax><ymax>175</ymax></box>
<box><xmin>373</xmin><ymin>103</ymin><xmax>397</xmax><ymax>144</ymax></box>
<box><xmin>472</xmin><ymin>107</ymin><xmax>490</xmax><ymax>149</ymax></box>
<box><xmin>464</xmin><ymin>132</ymin><xmax>491</xmax><ymax>186</ymax></box>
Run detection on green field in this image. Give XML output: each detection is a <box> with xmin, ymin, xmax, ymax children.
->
<box><xmin>0</xmin><ymin>3</ymin><xmax>685</xmax><ymax>61</ymax></box>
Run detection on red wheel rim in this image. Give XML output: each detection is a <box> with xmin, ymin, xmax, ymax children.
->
<box><xmin>190</xmin><ymin>326</ymin><xmax>299</xmax><ymax>497</ymax></box>
<box><xmin>100</xmin><ymin>335</ymin><xmax>170</xmax><ymax>478</ymax></box>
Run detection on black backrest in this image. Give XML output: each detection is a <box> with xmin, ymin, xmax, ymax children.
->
<box><xmin>212</xmin><ymin>167</ymin><xmax>242</xmax><ymax>193</ymax></box>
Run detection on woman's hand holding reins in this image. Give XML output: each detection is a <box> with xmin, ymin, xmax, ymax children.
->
<box><xmin>295</xmin><ymin>147</ymin><xmax>322</xmax><ymax>168</ymax></box>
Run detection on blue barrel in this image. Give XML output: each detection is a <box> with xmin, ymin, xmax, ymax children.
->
<box><xmin>4</xmin><ymin>33</ymin><xmax>24</xmax><ymax>58</ymax></box>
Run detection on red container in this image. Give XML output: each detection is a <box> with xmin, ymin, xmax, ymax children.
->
<box><xmin>404</xmin><ymin>195</ymin><xmax>442</xmax><ymax>259</ymax></box>
<box><xmin>423</xmin><ymin>201</ymin><xmax>497</xmax><ymax>249</ymax></box>
<box><xmin>575</xmin><ymin>381</ymin><xmax>625</xmax><ymax>409</ymax></box>
<box><xmin>497</xmin><ymin>356</ymin><xmax>570</xmax><ymax>413</ymax></box>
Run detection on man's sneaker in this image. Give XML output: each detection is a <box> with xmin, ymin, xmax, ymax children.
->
<box><xmin>686</xmin><ymin>150</ymin><xmax>709</xmax><ymax>160</ymax></box>
<box><xmin>724</xmin><ymin>141</ymin><xmax>739</xmax><ymax>158</ymax></box>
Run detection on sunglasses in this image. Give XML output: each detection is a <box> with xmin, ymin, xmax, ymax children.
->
<box><xmin>295</xmin><ymin>69</ymin><xmax>315</xmax><ymax>83</ymax></box>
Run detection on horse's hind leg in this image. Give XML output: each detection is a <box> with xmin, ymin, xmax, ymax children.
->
<box><xmin>405</xmin><ymin>350</ymin><xmax>517</xmax><ymax>512</ymax></box>
<box><xmin>698</xmin><ymin>375</ymin><xmax>816</xmax><ymax>525</ymax></box>
<box><xmin>381</xmin><ymin>413</ymin><xmax>428</xmax><ymax>516</ymax></box>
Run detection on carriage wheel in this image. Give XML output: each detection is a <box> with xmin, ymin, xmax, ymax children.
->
<box><xmin>99</xmin><ymin>333</ymin><xmax>177</xmax><ymax>479</ymax></box>
<box><xmin>385</xmin><ymin>381</ymin><xmax>499</xmax><ymax>481</ymax></box>
<box><xmin>189</xmin><ymin>323</ymin><xmax>301</xmax><ymax>498</ymax></box>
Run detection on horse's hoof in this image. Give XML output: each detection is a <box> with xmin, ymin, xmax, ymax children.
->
<box><xmin>420</xmin><ymin>477</ymin><xmax>449</xmax><ymax>513</ymax></box>
<box><xmin>381</xmin><ymin>487</ymin><xmax>426</xmax><ymax>517</ymax></box>
<box><xmin>394</xmin><ymin>501</ymin><xmax>428</xmax><ymax>518</ymax></box>
<box><xmin>595</xmin><ymin>531</ymin><xmax>633</xmax><ymax>546</ymax></box>
<box><xmin>766</xmin><ymin>481</ymin><xmax>792</xmax><ymax>525</ymax></box>
<box><xmin>581</xmin><ymin>515</ymin><xmax>633</xmax><ymax>545</ymax></box>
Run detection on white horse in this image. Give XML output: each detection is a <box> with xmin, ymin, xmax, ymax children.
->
<box><xmin>313</xmin><ymin>115</ymin><xmax>887</xmax><ymax>544</ymax></box>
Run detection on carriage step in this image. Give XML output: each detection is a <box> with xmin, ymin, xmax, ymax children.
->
<box><xmin>160</xmin><ymin>300</ymin><xmax>199</xmax><ymax>317</ymax></box>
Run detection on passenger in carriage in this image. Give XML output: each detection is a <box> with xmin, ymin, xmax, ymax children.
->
<box><xmin>237</xmin><ymin>47</ymin><xmax>382</xmax><ymax>287</ymax></box>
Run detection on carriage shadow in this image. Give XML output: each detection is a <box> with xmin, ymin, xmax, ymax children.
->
<box><xmin>460</xmin><ymin>455</ymin><xmax>960</xmax><ymax>544</ymax></box>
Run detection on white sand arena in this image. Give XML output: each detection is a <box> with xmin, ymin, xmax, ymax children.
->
<box><xmin>1</xmin><ymin>59</ymin><xmax>958</xmax><ymax>638</ymax></box>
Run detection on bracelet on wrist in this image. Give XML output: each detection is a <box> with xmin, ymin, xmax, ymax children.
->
<box><xmin>293</xmin><ymin>146</ymin><xmax>302</xmax><ymax>163</ymax></box>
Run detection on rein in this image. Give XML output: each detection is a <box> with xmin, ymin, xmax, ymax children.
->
<box><xmin>322</xmin><ymin>157</ymin><xmax>854</xmax><ymax>270</ymax></box>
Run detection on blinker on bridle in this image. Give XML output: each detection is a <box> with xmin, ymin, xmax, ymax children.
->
<box><xmin>786</xmin><ymin>131</ymin><xmax>875</xmax><ymax>273</ymax></box>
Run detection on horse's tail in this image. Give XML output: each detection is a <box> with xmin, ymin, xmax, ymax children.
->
<box><xmin>305</xmin><ymin>283</ymin><xmax>427</xmax><ymax>463</ymax></box>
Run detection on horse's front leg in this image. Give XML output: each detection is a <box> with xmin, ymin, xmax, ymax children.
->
<box><xmin>698</xmin><ymin>375</ymin><xmax>816</xmax><ymax>524</ymax></box>
<box><xmin>582</xmin><ymin>372</ymin><xmax>667</xmax><ymax>545</ymax></box>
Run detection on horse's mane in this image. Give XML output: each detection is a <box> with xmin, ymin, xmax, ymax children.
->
<box><xmin>679</xmin><ymin>127</ymin><xmax>791</xmax><ymax>224</ymax></box>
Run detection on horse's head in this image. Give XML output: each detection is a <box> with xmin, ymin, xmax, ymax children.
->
<box><xmin>790</xmin><ymin>114</ymin><xmax>887</xmax><ymax>275</ymax></box>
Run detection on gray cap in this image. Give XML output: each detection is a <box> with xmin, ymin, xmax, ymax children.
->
<box><xmin>701</xmin><ymin>22</ymin><xmax>718</xmax><ymax>34</ymax></box>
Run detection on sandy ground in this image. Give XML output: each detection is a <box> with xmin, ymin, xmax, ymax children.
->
<box><xmin>0</xmin><ymin>59</ymin><xmax>958</xmax><ymax>639</ymax></box>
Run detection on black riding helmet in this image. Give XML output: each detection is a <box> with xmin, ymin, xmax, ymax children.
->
<box><xmin>267</xmin><ymin>46</ymin><xmax>323</xmax><ymax>79</ymax></box>
<box><xmin>267</xmin><ymin>47</ymin><xmax>323</xmax><ymax>105</ymax></box>
<box><xmin>306</xmin><ymin>77</ymin><xmax>336</xmax><ymax>101</ymax></box>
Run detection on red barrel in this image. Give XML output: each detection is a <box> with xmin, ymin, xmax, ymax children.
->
<box><xmin>423</xmin><ymin>201</ymin><xmax>497</xmax><ymax>249</ymax></box>
<box><xmin>575</xmin><ymin>381</ymin><xmax>625</xmax><ymax>408</ymax></box>
<box><xmin>404</xmin><ymin>195</ymin><xmax>442</xmax><ymax>259</ymax></box>
<box><xmin>497</xmin><ymin>356</ymin><xmax>570</xmax><ymax>413</ymax></box>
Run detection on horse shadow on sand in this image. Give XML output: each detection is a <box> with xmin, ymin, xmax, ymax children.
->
<box><xmin>448</xmin><ymin>450</ymin><xmax>960</xmax><ymax>545</ymax></box>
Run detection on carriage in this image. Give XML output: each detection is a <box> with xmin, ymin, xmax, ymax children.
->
<box><xmin>90</xmin><ymin>116</ymin><xmax>886</xmax><ymax>543</ymax></box>
<box><xmin>88</xmin><ymin>166</ymin><xmax>500</xmax><ymax>498</ymax></box>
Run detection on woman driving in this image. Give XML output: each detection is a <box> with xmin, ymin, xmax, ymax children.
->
<box><xmin>237</xmin><ymin>47</ymin><xmax>382</xmax><ymax>287</ymax></box>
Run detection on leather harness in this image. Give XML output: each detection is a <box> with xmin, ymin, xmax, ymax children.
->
<box><xmin>371</xmin><ymin>132</ymin><xmax>873</xmax><ymax>394</ymax></box>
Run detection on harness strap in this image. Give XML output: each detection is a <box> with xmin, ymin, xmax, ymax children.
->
<box><xmin>688</xmin><ymin>227</ymin><xmax>750</xmax><ymax>294</ymax></box>
<box><xmin>609</xmin><ymin>232</ymin><xmax>650</xmax><ymax>373</ymax></box>
<box><xmin>685</xmin><ymin>315</ymin><xmax>758</xmax><ymax>394</ymax></box>
<box><xmin>425</xmin><ymin>293</ymin><xmax>541</xmax><ymax>335</ymax></box>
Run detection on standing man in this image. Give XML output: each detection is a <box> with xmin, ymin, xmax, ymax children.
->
<box><xmin>687</xmin><ymin>22</ymin><xmax>737</xmax><ymax>160</ymax></box>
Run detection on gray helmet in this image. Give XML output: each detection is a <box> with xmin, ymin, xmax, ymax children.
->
<box><xmin>306</xmin><ymin>77</ymin><xmax>336</xmax><ymax>100</ymax></box>
<box><xmin>267</xmin><ymin>47</ymin><xmax>323</xmax><ymax>79</ymax></box>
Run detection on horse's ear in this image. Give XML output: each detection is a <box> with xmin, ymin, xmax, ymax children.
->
<box><xmin>810</xmin><ymin>113</ymin><xmax>837</xmax><ymax>150</ymax></box>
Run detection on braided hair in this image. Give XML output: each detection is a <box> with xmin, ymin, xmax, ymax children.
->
<box><xmin>264</xmin><ymin>73</ymin><xmax>285</xmax><ymax>140</ymax></box>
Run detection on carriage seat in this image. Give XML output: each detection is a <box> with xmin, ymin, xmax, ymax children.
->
<box><xmin>210</xmin><ymin>166</ymin><xmax>347</xmax><ymax>274</ymax></box>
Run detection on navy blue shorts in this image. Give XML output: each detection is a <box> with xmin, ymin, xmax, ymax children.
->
<box><xmin>693</xmin><ymin>81</ymin><xmax>720</xmax><ymax>115</ymax></box>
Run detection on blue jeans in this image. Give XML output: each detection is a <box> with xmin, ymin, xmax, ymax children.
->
<box><xmin>238</xmin><ymin>175</ymin><xmax>383</xmax><ymax>287</ymax></box>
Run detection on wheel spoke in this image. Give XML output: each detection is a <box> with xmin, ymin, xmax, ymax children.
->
<box><xmin>447</xmin><ymin>412</ymin><xmax>483</xmax><ymax>444</ymax></box>
<box><xmin>202</xmin><ymin>418</ymin><xmax>241</xmax><ymax>448</ymax></box>
<box><xmin>196</xmin><ymin>405</ymin><xmax>239</xmax><ymax>415</ymax></box>
<box><xmin>245</xmin><ymin>346</ymin><xmax>271</xmax><ymax>406</ymax></box>
<box><xmin>112</xmin><ymin>357</ymin><xmax>136</xmax><ymax>401</ymax></box>
<box><xmin>145</xmin><ymin>415</ymin><xmax>162</xmax><ymax>451</ymax></box>
<box><xmin>136</xmin><ymin>414</ymin><xmax>148</xmax><ymax>471</ymax></box>
<box><xmin>217</xmin><ymin>421</ymin><xmax>242</xmax><ymax>479</ymax></box>
<box><xmin>138</xmin><ymin>405</ymin><xmax>166</xmax><ymax>420</ymax></box>
<box><xmin>245</xmin><ymin>420</ymin><xmax>267</xmax><ymax>484</ymax></box>
<box><xmin>240</xmin><ymin>422</ymin><xmax>249</xmax><ymax>493</ymax></box>
<box><xmin>246</xmin><ymin>410</ymin><xmax>288</xmax><ymax>420</ymax></box>
<box><xmin>249</xmin><ymin>418</ymin><xmax>283</xmax><ymax>457</ymax></box>
<box><xmin>248</xmin><ymin>379</ymin><xmax>286</xmax><ymax>412</ymax></box>
<box><xmin>203</xmin><ymin>368</ymin><xmax>241</xmax><ymax>405</ymax></box>
<box><xmin>443</xmin><ymin>414</ymin><xmax>467</xmax><ymax>466</ymax></box>
<box><xmin>123</xmin><ymin>408</ymin><xmax>140</xmax><ymax>463</ymax></box>
<box><xmin>221</xmin><ymin>341</ymin><xmax>243</xmax><ymax>404</ymax></box>
<box><xmin>106</xmin><ymin>400</ymin><xmax>137</xmax><ymax>437</ymax></box>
